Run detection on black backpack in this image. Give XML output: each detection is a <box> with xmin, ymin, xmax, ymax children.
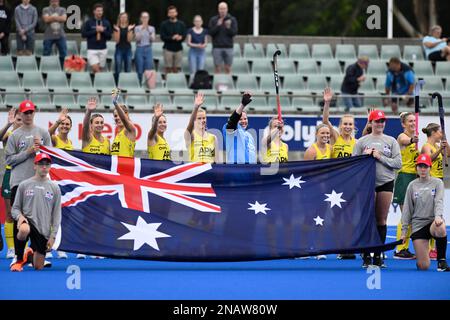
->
<box><xmin>190</xmin><ymin>70</ymin><xmax>212</xmax><ymax>90</ymax></box>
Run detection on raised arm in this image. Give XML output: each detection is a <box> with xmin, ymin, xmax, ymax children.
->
<box><xmin>147</xmin><ymin>103</ymin><xmax>163</xmax><ymax>146</ymax></box>
<box><xmin>49</xmin><ymin>108</ymin><xmax>68</xmax><ymax>145</ymax></box>
<box><xmin>185</xmin><ymin>93</ymin><xmax>204</xmax><ymax>139</ymax></box>
<box><xmin>114</xmin><ymin>103</ymin><xmax>136</xmax><ymax>137</ymax></box>
<box><xmin>226</xmin><ymin>92</ymin><xmax>252</xmax><ymax>131</ymax></box>
<box><xmin>82</xmin><ymin>97</ymin><xmax>97</xmax><ymax>147</ymax></box>
<box><xmin>321</xmin><ymin>88</ymin><xmax>338</xmax><ymax>144</ymax></box>
<box><xmin>0</xmin><ymin>108</ymin><xmax>16</xmax><ymax>145</ymax></box>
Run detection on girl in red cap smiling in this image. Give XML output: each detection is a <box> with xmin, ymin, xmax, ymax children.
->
<box><xmin>353</xmin><ymin>109</ymin><xmax>402</xmax><ymax>268</ymax></box>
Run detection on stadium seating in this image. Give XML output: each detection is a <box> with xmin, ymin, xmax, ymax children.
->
<box><xmin>335</xmin><ymin>44</ymin><xmax>357</xmax><ymax>60</ymax></box>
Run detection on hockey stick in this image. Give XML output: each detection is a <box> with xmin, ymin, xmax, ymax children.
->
<box><xmin>272</xmin><ymin>50</ymin><xmax>282</xmax><ymax>121</ymax></box>
<box><xmin>431</xmin><ymin>92</ymin><xmax>448</xmax><ymax>167</ymax></box>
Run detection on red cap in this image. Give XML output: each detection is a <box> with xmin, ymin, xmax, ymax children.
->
<box><xmin>369</xmin><ymin>110</ymin><xmax>386</xmax><ymax>121</ymax></box>
<box><xmin>34</xmin><ymin>153</ymin><xmax>52</xmax><ymax>164</ymax></box>
<box><xmin>19</xmin><ymin>100</ymin><xmax>36</xmax><ymax>113</ymax></box>
<box><xmin>416</xmin><ymin>153</ymin><xmax>432</xmax><ymax>167</ymax></box>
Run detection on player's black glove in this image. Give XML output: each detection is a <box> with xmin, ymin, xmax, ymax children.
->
<box><xmin>241</xmin><ymin>93</ymin><xmax>252</xmax><ymax>107</ymax></box>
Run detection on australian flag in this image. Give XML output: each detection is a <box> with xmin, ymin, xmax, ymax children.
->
<box><xmin>41</xmin><ymin>146</ymin><xmax>399</xmax><ymax>261</ymax></box>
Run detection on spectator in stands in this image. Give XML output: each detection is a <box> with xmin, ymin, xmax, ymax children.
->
<box><xmin>81</xmin><ymin>3</ymin><xmax>112</xmax><ymax>73</ymax></box>
<box><xmin>383</xmin><ymin>57</ymin><xmax>415</xmax><ymax>114</ymax></box>
<box><xmin>208</xmin><ymin>2</ymin><xmax>238</xmax><ymax>74</ymax></box>
<box><xmin>340</xmin><ymin>56</ymin><xmax>369</xmax><ymax>112</ymax></box>
<box><xmin>14</xmin><ymin>0</ymin><xmax>37</xmax><ymax>56</ymax></box>
<box><xmin>113</xmin><ymin>12</ymin><xmax>134</xmax><ymax>83</ymax></box>
<box><xmin>422</xmin><ymin>25</ymin><xmax>450</xmax><ymax>62</ymax></box>
<box><xmin>0</xmin><ymin>0</ymin><xmax>12</xmax><ymax>55</ymax></box>
<box><xmin>42</xmin><ymin>0</ymin><xmax>67</xmax><ymax>67</ymax></box>
<box><xmin>134</xmin><ymin>11</ymin><xmax>155</xmax><ymax>84</ymax></box>
<box><xmin>160</xmin><ymin>5</ymin><xmax>186</xmax><ymax>74</ymax></box>
<box><xmin>187</xmin><ymin>15</ymin><xmax>208</xmax><ymax>78</ymax></box>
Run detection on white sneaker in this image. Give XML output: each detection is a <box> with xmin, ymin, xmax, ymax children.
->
<box><xmin>90</xmin><ymin>255</ymin><xmax>105</xmax><ymax>259</ymax></box>
<box><xmin>57</xmin><ymin>251</ymin><xmax>68</xmax><ymax>259</ymax></box>
<box><xmin>316</xmin><ymin>255</ymin><xmax>327</xmax><ymax>260</ymax></box>
<box><xmin>9</xmin><ymin>256</ymin><xmax>17</xmax><ymax>267</ymax></box>
<box><xmin>6</xmin><ymin>248</ymin><xmax>15</xmax><ymax>259</ymax></box>
<box><xmin>45</xmin><ymin>252</ymin><xmax>53</xmax><ymax>259</ymax></box>
<box><xmin>76</xmin><ymin>254</ymin><xmax>87</xmax><ymax>259</ymax></box>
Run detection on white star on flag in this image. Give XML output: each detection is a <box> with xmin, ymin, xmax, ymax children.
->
<box><xmin>248</xmin><ymin>201</ymin><xmax>271</xmax><ymax>215</ymax></box>
<box><xmin>324</xmin><ymin>190</ymin><xmax>347</xmax><ymax>208</ymax></box>
<box><xmin>282</xmin><ymin>174</ymin><xmax>306</xmax><ymax>189</ymax></box>
<box><xmin>314</xmin><ymin>216</ymin><xmax>324</xmax><ymax>226</ymax></box>
<box><xmin>118</xmin><ymin>216</ymin><xmax>171</xmax><ymax>251</ymax></box>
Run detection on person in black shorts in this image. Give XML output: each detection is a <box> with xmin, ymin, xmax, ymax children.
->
<box><xmin>401</xmin><ymin>154</ymin><xmax>450</xmax><ymax>271</ymax></box>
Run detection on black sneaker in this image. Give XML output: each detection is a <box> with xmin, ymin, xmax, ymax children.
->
<box><xmin>372</xmin><ymin>256</ymin><xmax>386</xmax><ymax>268</ymax></box>
<box><xmin>337</xmin><ymin>254</ymin><xmax>356</xmax><ymax>260</ymax></box>
<box><xmin>362</xmin><ymin>255</ymin><xmax>372</xmax><ymax>268</ymax></box>
<box><xmin>393</xmin><ymin>249</ymin><xmax>416</xmax><ymax>260</ymax></box>
<box><xmin>437</xmin><ymin>260</ymin><xmax>450</xmax><ymax>272</ymax></box>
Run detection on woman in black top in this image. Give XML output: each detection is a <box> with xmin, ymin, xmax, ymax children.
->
<box><xmin>113</xmin><ymin>12</ymin><xmax>135</xmax><ymax>83</ymax></box>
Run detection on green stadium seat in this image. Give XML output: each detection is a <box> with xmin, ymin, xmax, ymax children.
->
<box><xmin>445</xmin><ymin>77</ymin><xmax>450</xmax><ymax>91</ymax></box>
<box><xmin>362</xmin><ymin>94</ymin><xmax>383</xmax><ymax>107</ymax></box>
<box><xmin>380</xmin><ymin>45</ymin><xmax>401</xmax><ymax>60</ymax></box>
<box><xmin>94</xmin><ymin>72</ymin><xmax>116</xmax><ymax>91</ymax></box>
<box><xmin>435</xmin><ymin>62</ymin><xmax>450</xmax><ymax>76</ymax></box>
<box><xmin>266</xmin><ymin>43</ymin><xmax>287</xmax><ymax>58</ymax></box>
<box><xmin>231</xmin><ymin>59</ymin><xmax>250</xmax><ymax>74</ymax></box>
<box><xmin>166</xmin><ymin>73</ymin><xmax>188</xmax><ymax>90</ymax></box>
<box><xmin>150</xmin><ymin>94</ymin><xmax>174</xmax><ymax>110</ymax></box>
<box><xmin>219</xmin><ymin>94</ymin><xmax>240</xmax><ymax>112</ymax></box>
<box><xmin>16</xmin><ymin>56</ymin><xmax>38</xmax><ymax>72</ymax></box>
<box><xmin>260</xmin><ymin>74</ymin><xmax>276</xmax><ymax>92</ymax></box>
<box><xmin>153</xmin><ymin>42</ymin><xmax>164</xmax><ymax>60</ymax></box>
<box><xmin>411</xmin><ymin>61</ymin><xmax>434</xmax><ymax>76</ymax></box>
<box><xmin>4</xmin><ymin>91</ymin><xmax>27</xmax><ymax>107</ymax></box>
<box><xmin>66</xmin><ymin>40</ymin><xmax>79</xmax><ymax>56</ymax></box>
<box><xmin>106</xmin><ymin>41</ymin><xmax>116</xmax><ymax>60</ymax></box>
<box><xmin>70</xmin><ymin>72</ymin><xmax>92</xmax><ymax>89</ymax></box>
<box><xmin>77</xmin><ymin>88</ymin><xmax>100</xmax><ymax>107</ymax></box>
<box><xmin>311</xmin><ymin>44</ymin><xmax>333</xmax><ymax>59</ymax></box>
<box><xmin>292</xmin><ymin>96</ymin><xmax>317</xmax><ymax>112</ymax></box>
<box><xmin>235</xmin><ymin>74</ymin><xmax>258</xmax><ymax>91</ymax></box>
<box><xmin>173</xmin><ymin>92</ymin><xmax>195</xmax><ymax>111</ymax></box>
<box><xmin>233</xmin><ymin>43</ymin><xmax>242</xmax><ymax>58</ymax></box>
<box><xmin>0</xmin><ymin>71</ymin><xmax>20</xmax><ymax>90</ymax></box>
<box><xmin>45</xmin><ymin>71</ymin><xmax>69</xmax><ymax>89</ymax></box>
<box><xmin>80</xmin><ymin>41</ymin><xmax>87</xmax><ymax>58</ymax></box>
<box><xmin>403</xmin><ymin>45</ymin><xmax>424</xmax><ymax>61</ymax></box>
<box><xmin>328</xmin><ymin>75</ymin><xmax>344</xmax><ymax>92</ymax></box>
<box><xmin>375</xmin><ymin>76</ymin><xmax>386</xmax><ymax>92</ymax></box>
<box><xmin>282</xmin><ymin>74</ymin><xmax>306</xmax><ymax>93</ymax></box>
<box><xmin>40</xmin><ymin>55</ymin><xmax>61</xmax><ymax>72</ymax></box>
<box><xmin>52</xmin><ymin>88</ymin><xmax>78</xmax><ymax>110</ymax></box>
<box><xmin>149</xmin><ymin>71</ymin><xmax>165</xmax><ymax>90</ymax></box>
<box><xmin>420</xmin><ymin>76</ymin><xmax>444</xmax><ymax>93</ymax></box>
<box><xmin>246</xmin><ymin>96</ymin><xmax>270</xmax><ymax>112</ymax></box>
<box><xmin>30</xmin><ymin>88</ymin><xmax>53</xmax><ymax>109</ymax></box>
<box><xmin>213</xmin><ymin>74</ymin><xmax>234</xmax><ymax>91</ymax></box>
<box><xmin>335</xmin><ymin>44</ymin><xmax>356</xmax><ymax>60</ymax></box>
<box><xmin>289</xmin><ymin>44</ymin><xmax>310</xmax><ymax>59</ymax></box>
<box><xmin>320</xmin><ymin>59</ymin><xmax>342</xmax><ymax>75</ymax></box>
<box><xmin>268</xmin><ymin>96</ymin><xmax>291</xmax><ymax>110</ymax></box>
<box><xmin>297</xmin><ymin>59</ymin><xmax>318</xmax><ymax>75</ymax></box>
<box><xmin>22</xmin><ymin>72</ymin><xmax>45</xmax><ymax>89</ymax></box>
<box><xmin>358</xmin><ymin>45</ymin><xmax>379</xmax><ymax>59</ymax></box>
<box><xmin>277</xmin><ymin>59</ymin><xmax>296</xmax><ymax>74</ymax></box>
<box><xmin>118</xmin><ymin>72</ymin><xmax>140</xmax><ymax>89</ymax></box>
<box><xmin>0</xmin><ymin>56</ymin><xmax>14</xmax><ymax>71</ymax></box>
<box><xmin>367</xmin><ymin>60</ymin><xmax>387</xmax><ymax>76</ymax></box>
<box><xmin>251</xmin><ymin>59</ymin><xmax>273</xmax><ymax>74</ymax></box>
<box><xmin>203</xmin><ymin>57</ymin><xmax>215</xmax><ymax>73</ymax></box>
<box><xmin>125</xmin><ymin>89</ymin><xmax>149</xmax><ymax>110</ymax></box>
<box><xmin>10</xmin><ymin>40</ymin><xmax>17</xmax><ymax>56</ymax></box>
<box><xmin>243</xmin><ymin>43</ymin><xmax>264</xmax><ymax>59</ymax></box>
<box><xmin>305</xmin><ymin>75</ymin><xmax>327</xmax><ymax>91</ymax></box>
<box><xmin>359</xmin><ymin>78</ymin><xmax>376</xmax><ymax>93</ymax></box>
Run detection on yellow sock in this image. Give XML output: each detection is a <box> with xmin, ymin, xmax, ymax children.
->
<box><xmin>396</xmin><ymin>222</ymin><xmax>411</xmax><ymax>251</ymax></box>
<box><xmin>429</xmin><ymin>238</ymin><xmax>435</xmax><ymax>251</ymax></box>
<box><xmin>4</xmin><ymin>222</ymin><xmax>14</xmax><ymax>250</ymax></box>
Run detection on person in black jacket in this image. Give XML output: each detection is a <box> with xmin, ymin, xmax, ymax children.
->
<box><xmin>160</xmin><ymin>5</ymin><xmax>186</xmax><ymax>74</ymax></box>
<box><xmin>208</xmin><ymin>2</ymin><xmax>238</xmax><ymax>74</ymax></box>
<box><xmin>340</xmin><ymin>56</ymin><xmax>369</xmax><ymax>112</ymax></box>
<box><xmin>0</xmin><ymin>0</ymin><xmax>12</xmax><ymax>55</ymax></box>
<box><xmin>81</xmin><ymin>3</ymin><xmax>112</xmax><ymax>73</ymax></box>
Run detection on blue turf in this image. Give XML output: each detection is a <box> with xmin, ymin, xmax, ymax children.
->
<box><xmin>1</xmin><ymin>227</ymin><xmax>449</xmax><ymax>300</ymax></box>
